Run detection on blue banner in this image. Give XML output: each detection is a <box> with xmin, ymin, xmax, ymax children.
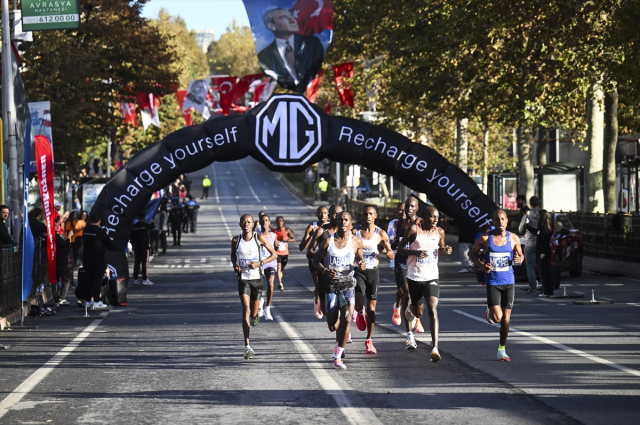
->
<box><xmin>22</xmin><ymin>120</ymin><xmax>35</xmax><ymax>301</ymax></box>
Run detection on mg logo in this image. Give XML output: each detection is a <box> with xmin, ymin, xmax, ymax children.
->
<box><xmin>255</xmin><ymin>95</ymin><xmax>322</xmax><ymax>166</ymax></box>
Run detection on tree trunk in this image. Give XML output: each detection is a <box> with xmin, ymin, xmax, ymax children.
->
<box><xmin>585</xmin><ymin>82</ymin><xmax>605</xmax><ymax>213</ymax></box>
<box><xmin>456</xmin><ymin>118</ymin><xmax>469</xmax><ymax>173</ymax></box>
<box><xmin>536</xmin><ymin>125</ymin><xmax>547</xmax><ymax>166</ymax></box>
<box><xmin>603</xmin><ymin>87</ymin><xmax>618</xmax><ymax>213</ymax></box>
<box><xmin>517</xmin><ymin>126</ymin><xmax>535</xmax><ymax>201</ymax></box>
<box><xmin>482</xmin><ymin>121</ymin><xmax>489</xmax><ymax>194</ymax></box>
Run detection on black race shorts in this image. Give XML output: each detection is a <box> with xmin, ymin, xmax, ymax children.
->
<box><xmin>355</xmin><ymin>268</ymin><xmax>380</xmax><ymax>300</ymax></box>
<box><xmin>394</xmin><ymin>264</ymin><xmax>408</xmax><ymax>290</ymax></box>
<box><xmin>487</xmin><ymin>284</ymin><xmax>515</xmax><ymax>310</ymax></box>
<box><xmin>308</xmin><ymin>259</ymin><xmax>316</xmax><ymax>272</ymax></box>
<box><xmin>264</xmin><ymin>267</ymin><xmax>276</xmax><ymax>279</ymax></box>
<box><xmin>407</xmin><ymin>278</ymin><xmax>440</xmax><ymax>306</ymax></box>
<box><xmin>277</xmin><ymin>255</ymin><xmax>289</xmax><ymax>269</ymax></box>
<box><xmin>238</xmin><ymin>278</ymin><xmax>263</xmax><ymax>301</ymax></box>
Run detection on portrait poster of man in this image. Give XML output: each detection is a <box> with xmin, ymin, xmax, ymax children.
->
<box><xmin>242</xmin><ymin>0</ymin><xmax>333</xmax><ymax>93</ymax></box>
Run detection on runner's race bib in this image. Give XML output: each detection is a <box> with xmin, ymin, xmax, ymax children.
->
<box><xmin>238</xmin><ymin>256</ymin><xmax>258</xmax><ymax>270</ymax></box>
<box><xmin>363</xmin><ymin>247</ymin><xmax>377</xmax><ymax>267</ymax></box>
<box><xmin>329</xmin><ymin>253</ymin><xmax>353</xmax><ymax>271</ymax></box>
<box><xmin>417</xmin><ymin>249</ymin><xmax>438</xmax><ymax>265</ymax></box>
<box><xmin>278</xmin><ymin>241</ymin><xmax>287</xmax><ymax>251</ymax></box>
<box><xmin>489</xmin><ymin>252</ymin><xmax>511</xmax><ymax>271</ymax></box>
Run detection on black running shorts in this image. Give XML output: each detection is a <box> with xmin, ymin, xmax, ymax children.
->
<box><xmin>407</xmin><ymin>278</ymin><xmax>440</xmax><ymax>306</ymax></box>
<box><xmin>277</xmin><ymin>255</ymin><xmax>289</xmax><ymax>269</ymax></box>
<box><xmin>238</xmin><ymin>278</ymin><xmax>263</xmax><ymax>301</ymax></box>
<box><xmin>355</xmin><ymin>268</ymin><xmax>379</xmax><ymax>300</ymax></box>
<box><xmin>487</xmin><ymin>284</ymin><xmax>515</xmax><ymax>310</ymax></box>
<box><xmin>263</xmin><ymin>267</ymin><xmax>276</xmax><ymax>279</ymax></box>
<box><xmin>394</xmin><ymin>264</ymin><xmax>408</xmax><ymax>290</ymax></box>
<box><xmin>308</xmin><ymin>259</ymin><xmax>316</xmax><ymax>272</ymax></box>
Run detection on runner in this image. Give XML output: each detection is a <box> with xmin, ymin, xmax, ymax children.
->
<box><xmin>299</xmin><ymin>206</ymin><xmax>329</xmax><ymax>318</ymax></box>
<box><xmin>390</xmin><ymin>197</ymin><xmax>425</xmax><ymax>349</ymax></box>
<box><xmin>469</xmin><ymin>209</ymin><xmax>524</xmax><ymax>362</ymax></box>
<box><xmin>258</xmin><ymin>214</ymin><xmax>279</xmax><ymax>321</ymax></box>
<box><xmin>386</xmin><ymin>203</ymin><xmax>406</xmax><ymax>271</ymax></box>
<box><xmin>398</xmin><ymin>206</ymin><xmax>452</xmax><ymax>360</ymax></box>
<box><xmin>313</xmin><ymin>211</ymin><xmax>366</xmax><ymax>370</ymax></box>
<box><xmin>352</xmin><ymin>205</ymin><xmax>394</xmax><ymax>354</ymax></box>
<box><xmin>274</xmin><ymin>216</ymin><xmax>296</xmax><ymax>291</ymax></box>
<box><xmin>230</xmin><ymin>214</ymin><xmax>278</xmax><ymax>360</ymax></box>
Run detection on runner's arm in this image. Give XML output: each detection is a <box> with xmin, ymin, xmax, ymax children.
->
<box><xmin>469</xmin><ymin>234</ymin><xmax>491</xmax><ymax>272</ymax></box>
<box><xmin>438</xmin><ymin>228</ymin><xmax>453</xmax><ymax>255</ymax></box>
<box><xmin>379</xmin><ymin>229</ymin><xmax>395</xmax><ymax>260</ymax></box>
<box><xmin>397</xmin><ymin>225</ymin><xmax>426</xmax><ymax>258</ymax></box>
<box><xmin>230</xmin><ymin>236</ymin><xmax>241</xmax><ymax>274</ymax></box>
<box><xmin>353</xmin><ymin>237</ymin><xmax>366</xmax><ymax>270</ymax></box>
<box><xmin>298</xmin><ymin>224</ymin><xmax>314</xmax><ymax>251</ymax></box>
<box><xmin>257</xmin><ymin>233</ymin><xmax>278</xmax><ymax>266</ymax></box>
<box><xmin>286</xmin><ymin>227</ymin><xmax>296</xmax><ymax>242</ymax></box>
<box><xmin>313</xmin><ymin>238</ymin><xmax>336</xmax><ymax>279</ymax></box>
<box><xmin>306</xmin><ymin>227</ymin><xmax>323</xmax><ymax>260</ymax></box>
<box><xmin>511</xmin><ymin>233</ymin><xmax>524</xmax><ymax>264</ymax></box>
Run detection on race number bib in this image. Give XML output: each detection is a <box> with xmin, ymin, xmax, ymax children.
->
<box><xmin>278</xmin><ymin>241</ymin><xmax>287</xmax><ymax>252</ymax></box>
<box><xmin>329</xmin><ymin>253</ymin><xmax>353</xmax><ymax>271</ymax></box>
<box><xmin>363</xmin><ymin>247</ymin><xmax>377</xmax><ymax>267</ymax></box>
<box><xmin>489</xmin><ymin>252</ymin><xmax>511</xmax><ymax>271</ymax></box>
<box><xmin>238</xmin><ymin>256</ymin><xmax>258</xmax><ymax>270</ymax></box>
<box><xmin>416</xmin><ymin>249</ymin><xmax>438</xmax><ymax>265</ymax></box>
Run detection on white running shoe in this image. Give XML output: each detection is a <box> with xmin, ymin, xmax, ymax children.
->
<box><xmin>497</xmin><ymin>348</ymin><xmax>510</xmax><ymax>361</ymax></box>
<box><xmin>405</xmin><ymin>334</ymin><xmax>417</xmax><ymax>350</ymax></box>
<box><xmin>94</xmin><ymin>301</ymin><xmax>108</xmax><ymax>308</ymax></box>
<box><xmin>405</xmin><ymin>305</ymin><xmax>417</xmax><ymax>329</ymax></box>
<box><xmin>141</xmin><ymin>279</ymin><xmax>154</xmax><ymax>285</ymax></box>
<box><xmin>264</xmin><ymin>307</ymin><xmax>273</xmax><ymax>321</ymax></box>
<box><xmin>244</xmin><ymin>346</ymin><xmax>255</xmax><ymax>360</ymax></box>
<box><xmin>258</xmin><ymin>299</ymin><xmax>265</xmax><ymax>318</ymax></box>
<box><xmin>352</xmin><ymin>310</ymin><xmax>357</xmax><ymax>323</ymax></box>
<box><xmin>431</xmin><ymin>347</ymin><xmax>441</xmax><ymax>362</ymax></box>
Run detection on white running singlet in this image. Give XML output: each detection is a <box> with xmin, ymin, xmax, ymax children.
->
<box><xmin>407</xmin><ymin>228</ymin><xmax>440</xmax><ymax>281</ymax></box>
<box><xmin>237</xmin><ymin>233</ymin><xmax>261</xmax><ymax>280</ymax></box>
<box><xmin>356</xmin><ymin>226</ymin><xmax>380</xmax><ymax>269</ymax></box>
<box><xmin>324</xmin><ymin>234</ymin><xmax>355</xmax><ymax>278</ymax></box>
<box><xmin>387</xmin><ymin>219</ymin><xmax>398</xmax><ymax>268</ymax></box>
<box><xmin>261</xmin><ymin>232</ymin><xmax>277</xmax><ymax>270</ymax></box>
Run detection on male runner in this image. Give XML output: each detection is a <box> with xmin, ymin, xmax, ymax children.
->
<box><xmin>398</xmin><ymin>206</ymin><xmax>452</xmax><ymax>359</ymax></box>
<box><xmin>469</xmin><ymin>209</ymin><xmax>524</xmax><ymax>361</ymax></box>
<box><xmin>390</xmin><ymin>197</ymin><xmax>425</xmax><ymax>345</ymax></box>
<box><xmin>299</xmin><ymin>206</ymin><xmax>329</xmax><ymax>318</ymax></box>
<box><xmin>313</xmin><ymin>212</ymin><xmax>366</xmax><ymax>370</ymax></box>
<box><xmin>230</xmin><ymin>214</ymin><xmax>278</xmax><ymax>359</ymax></box>
<box><xmin>386</xmin><ymin>203</ymin><xmax>406</xmax><ymax>271</ymax></box>
<box><xmin>274</xmin><ymin>216</ymin><xmax>296</xmax><ymax>291</ymax></box>
<box><xmin>352</xmin><ymin>205</ymin><xmax>394</xmax><ymax>354</ymax></box>
<box><xmin>258</xmin><ymin>214</ymin><xmax>279</xmax><ymax>321</ymax></box>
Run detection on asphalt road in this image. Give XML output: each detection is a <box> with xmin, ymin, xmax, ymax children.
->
<box><xmin>1</xmin><ymin>157</ymin><xmax>639</xmax><ymax>424</ymax></box>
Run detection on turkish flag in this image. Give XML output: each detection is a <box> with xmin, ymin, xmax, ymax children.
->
<box><xmin>333</xmin><ymin>62</ymin><xmax>354</xmax><ymax>107</ymax></box>
<box><xmin>136</xmin><ymin>91</ymin><xmax>152</xmax><ymax>112</ymax></box>
<box><xmin>253</xmin><ymin>78</ymin><xmax>277</xmax><ymax>103</ymax></box>
<box><xmin>175</xmin><ymin>90</ymin><xmax>193</xmax><ymax>126</ymax></box>
<box><xmin>290</xmin><ymin>0</ymin><xmax>333</xmax><ymax>36</ymax></box>
<box><xmin>217</xmin><ymin>76</ymin><xmax>237</xmax><ymax>116</ymax></box>
<box><xmin>120</xmin><ymin>101</ymin><xmax>137</xmax><ymax>127</ymax></box>
<box><xmin>233</xmin><ymin>74</ymin><xmax>264</xmax><ymax>101</ymax></box>
<box><xmin>306</xmin><ymin>69</ymin><xmax>323</xmax><ymax>103</ymax></box>
<box><xmin>35</xmin><ymin>135</ymin><xmax>56</xmax><ymax>284</ymax></box>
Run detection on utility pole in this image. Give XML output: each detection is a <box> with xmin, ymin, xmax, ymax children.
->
<box><xmin>2</xmin><ymin>0</ymin><xmax>20</xmax><ymax>242</ymax></box>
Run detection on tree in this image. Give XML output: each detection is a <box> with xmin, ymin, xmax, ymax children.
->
<box><xmin>207</xmin><ymin>20</ymin><xmax>261</xmax><ymax>77</ymax></box>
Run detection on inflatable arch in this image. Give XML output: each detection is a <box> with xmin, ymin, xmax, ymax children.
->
<box><xmin>90</xmin><ymin>94</ymin><xmax>497</xmax><ymax>279</ymax></box>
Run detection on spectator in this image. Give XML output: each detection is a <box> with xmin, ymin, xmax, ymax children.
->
<box><xmin>318</xmin><ymin>177</ymin><xmax>328</xmax><ymax>201</ymax></box>
<box><xmin>150</xmin><ymin>210</ymin><xmax>161</xmax><ymax>256</ymax></box>
<box><xmin>157</xmin><ymin>204</ymin><xmax>168</xmax><ymax>256</ymax></box>
<box><xmin>80</xmin><ymin>212</ymin><xmax>110</xmax><ymax>308</ymax></box>
<box><xmin>182</xmin><ymin>173</ymin><xmax>192</xmax><ymax>195</ymax></box>
<box><xmin>519</xmin><ymin>196</ymin><xmax>541</xmax><ymax>294</ymax></box>
<box><xmin>181</xmin><ymin>198</ymin><xmax>190</xmax><ymax>233</ymax></box>
<box><xmin>458</xmin><ymin>230</ymin><xmax>474</xmax><ymax>273</ymax></box>
<box><xmin>178</xmin><ymin>184</ymin><xmax>188</xmax><ymax>200</ymax></box>
<box><xmin>0</xmin><ymin>205</ymin><xmax>16</xmax><ymax>246</ymax></box>
<box><xmin>169</xmin><ymin>202</ymin><xmax>184</xmax><ymax>246</ymax></box>
<box><xmin>72</xmin><ymin>211</ymin><xmax>87</xmax><ymax>266</ymax></box>
<box><xmin>537</xmin><ymin>210</ymin><xmax>554</xmax><ymax>297</ymax></box>
<box><xmin>73</xmin><ymin>198</ymin><xmax>81</xmax><ymax>211</ymax></box>
<box><xmin>185</xmin><ymin>196</ymin><xmax>200</xmax><ymax>233</ymax></box>
<box><xmin>339</xmin><ymin>187</ymin><xmax>349</xmax><ymax>211</ymax></box>
<box><xmin>201</xmin><ymin>174</ymin><xmax>211</xmax><ymax>199</ymax></box>
<box><xmin>53</xmin><ymin>202</ymin><xmax>68</xmax><ymax>235</ymax></box>
<box><xmin>54</xmin><ymin>218</ymin><xmax>72</xmax><ymax>305</ymax></box>
<box><xmin>516</xmin><ymin>194</ymin><xmax>529</xmax><ymax>214</ymax></box>
<box><xmin>131</xmin><ymin>212</ymin><xmax>155</xmax><ymax>285</ymax></box>
<box><xmin>28</xmin><ymin>208</ymin><xmax>48</xmax><ymax>240</ymax></box>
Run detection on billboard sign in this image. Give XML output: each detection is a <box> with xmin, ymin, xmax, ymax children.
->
<box><xmin>22</xmin><ymin>0</ymin><xmax>81</xmax><ymax>31</ymax></box>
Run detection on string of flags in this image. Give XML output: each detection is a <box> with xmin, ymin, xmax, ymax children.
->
<box><xmin>119</xmin><ymin>61</ymin><xmax>356</xmax><ymax>128</ymax></box>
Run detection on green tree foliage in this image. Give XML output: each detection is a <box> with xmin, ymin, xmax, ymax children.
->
<box><xmin>207</xmin><ymin>20</ymin><xmax>262</xmax><ymax>77</ymax></box>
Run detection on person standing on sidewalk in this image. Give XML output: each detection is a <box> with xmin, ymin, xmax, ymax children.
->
<box><xmin>81</xmin><ymin>212</ymin><xmax>111</xmax><ymax>308</ymax></box>
<box><xmin>518</xmin><ymin>196</ymin><xmax>541</xmax><ymax>294</ymax></box>
<box><xmin>131</xmin><ymin>212</ymin><xmax>155</xmax><ymax>286</ymax></box>
<box><xmin>169</xmin><ymin>202</ymin><xmax>184</xmax><ymax>246</ymax></box>
<box><xmin>185</xmin><ymin>196</ymin><xmax>200</xmax><ymax>233</ymax></box>
<box><xmin>54</xmin><ymin>218</ymin><xmax>73</xmax><ymax>304</ymax></box>
<box><xmin>157</xmin><ymin>204</ymin><xmax>168</xmax><ymax>256</ymax></box>
<box><xmin>0</xmin><ymin>205</ymin><xmax>16</xmax><ymax>246</ymax></box>
<box><xmin>536</xmin><ymin>210</ymin><xmax>554</xmax><ymax>297</ymax></box>
<box><xmin>201</xmin><ymin>175</ymin><xmax>211</xmax><ymax>200</ymax></box>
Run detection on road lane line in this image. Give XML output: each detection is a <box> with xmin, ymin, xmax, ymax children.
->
<box><xmin>453</xmin><ymin>309</ymin><xmax>640</xmax><ymax>378</ymax></box>
<box><xmin>217</xmin><ymin>207</ymin><xmax>233</xmax><ymax>237</ymax></box>
<box><xmin>237</xmin><ymin>161</ymin><xmax>261</xmax><ymax>203</ymax></box>
<box><xmin>272</xmin><ymin>309</ymin><xmax>382</xmax><ymax>425</ymax></box>
<box><xmin>0</xmin><ymin>312</ymin><xmax>109</xmax><ymax>419</ymax></box>
<box><xmin>212</xmin><ymin>165</ymin><xmax>220</xmax><ymax>203</ymax></box>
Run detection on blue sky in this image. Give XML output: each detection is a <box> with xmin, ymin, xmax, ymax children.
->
<box><xmin>142</xmin><ymin>0</ymin><xmax>251</xmax><ymax>38</ymax></box>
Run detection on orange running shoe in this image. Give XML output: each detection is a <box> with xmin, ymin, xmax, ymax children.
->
<box><xmin>415</xmin><ymin>318</ymin><xmax>425</xmax><ymax>333</ymax></box>
<box><xmin>365</xmin><ymin>339</ymin><xmax>377</xmax><ymax>354</ymax></box>
<box><xmin>392</xmin><ymin>303</ymin><xmax>402</xmax><ymax>326</ymax></box>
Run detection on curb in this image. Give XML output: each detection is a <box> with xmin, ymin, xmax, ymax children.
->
<box><xmin>0</xmin><ymin>287</ymin><xmax>55</xmax><ymax>330</ymax></box>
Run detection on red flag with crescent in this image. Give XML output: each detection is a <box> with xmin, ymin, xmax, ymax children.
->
<box><xmin>217</xmin><ymin>77</ymin><xmax>237</xmax><ymax>116</ymax></box>
<box><xmin>175</xmin><ymin>90</ymin><xmax>193</xmax><ymax>126</ymax></box>
<box><xmin>233</xmin><ymin>74</ymin><xmax>264</xmax><ymax>102</ymax></box>
<box><xmin>289</xmin><ymin>0</ymin><xmax>333</xmax><ymax>36</ymax></box>
<box><xmin>333</xmin><ymin>62</ymin><xmax>354</xmax><ymax>108</ymax></box>
<box><xmin>306</xmin><ymin>69</ymin><xmax>323</xmax><ymax>103</ymax></box>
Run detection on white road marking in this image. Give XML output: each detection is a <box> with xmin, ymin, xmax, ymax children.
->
<box><xmin>453</xmin><ymin>309</ymin><xmax>640</xmax><ymax>378</ymax></box>
<box><xmin>218</xmin><ymin>207</ymin><xmax>233</xmax><ymax>238</ymax></box>
<box><xmin>605</xmin><ymin>284</ymin><xmax>624</xmax><ymax>286</ymax></box>
<box><xmin>201</xmin><ymin>258</ymin><xmax>206</xmax><ymax>263</ymax></box>
<box><xmin>627</xmin><ymin>303</ymin><xmax>640</xmax><ymax>307</ymax></box>
<box><xmin>272</xmin><ymin>308</ymin><xmax>382</xmax><ymax>425</ymax></box>
<box><xmin>0</xmin><ymin>312</ymin><xmax>108</xmax><ymax>419</ymax></box>
<box><xmin>237</xmin><ymin>161</ymin><xmax>261</xmax><ymax>203</ymax></box>
<box><xmin>620</xmin><ymin>277</ymin><xmax>640</xmax><ymax>282</ymax></box>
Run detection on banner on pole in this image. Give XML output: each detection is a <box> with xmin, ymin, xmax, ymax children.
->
<box><xmin>35</xmin><ymin>135</ymin><xmax>56</xmax><ymax>284</ymax></box>
<box><xmin>22</xmin><ymin>0</ymin><xmax>81</xmax><ymax>31</ymax></box>
<box><xmin>22</xmin><ymin>121</ymin><xmax>34</xmax><ymax>300</ymax></box>
<box><xmin>28</xmin><ymin>101</ymin><xmax>53</xmax><ymax>144</ymax></box>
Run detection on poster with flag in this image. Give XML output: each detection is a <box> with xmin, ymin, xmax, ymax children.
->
<box><xmin>35</xmin><ymin>134</ymin><xmax>56</xmax><ymax>284</ymax></box>
<box><xmin>28</xmin><ymin>101</ymin><xmax>53</xmax><ymax>144</ymax></box>
<box><xmin>120</xmin><ymin>100</ymin><xmax>137</xmax><ymax>127</ymax></box>
<box><xmin>217</xmin><ymin>76</ymin><xmax>237</xmax><ymax>116</ymax></box>
<box><xmin>182</xmin><ymin>79</ymin><xmax>210</xmax><ymax>119</ymax></box>
<box><xmin>305</xmin><ymin>69</ymin><xmax>323</xmax><ymax>103</ymax></box>
<box><xmin>333</xmin><ymin>62</ymin><xmax>354</xmax><ymax>107</ymax></box>
<box><xmin>22</xmin><ymin>121</ymin><xmax>35</xmax><ymax>300</ymax></box>
<box><xmin>137</xmin><ymin>92</ymin><xmax>161</xmax><ymax>131</ymax></box>
<box><xmin>252</xmin><ymin>78</ymin><xmax>277</xmax><ymax>103</ymax></box>
<box><xmin>175</xmin><ymin>90</ymin><xmax>193</xmax><ymax>126</ymax></box>
<box><xmin>242</xmin><ymin>0</ymin><xmax>332</xmax><ymax>93</ymax></box>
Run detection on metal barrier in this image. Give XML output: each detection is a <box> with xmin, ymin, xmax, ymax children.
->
<box><xmin>0</xmin><ymin>239</ymin><xmax>49</xmax><ymax>313</ymax></box>
<box><xmin>565</xmin><ymin>212</ymin><xmax>640</xmax><ymax>262</ymax></box>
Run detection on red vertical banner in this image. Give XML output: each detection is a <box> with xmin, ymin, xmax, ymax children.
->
<box><xmin>333</xmin><ymin>62</ymin><xmax>354</xmax><ymax>107</ymax></box>
<box><xmin>175</xmin><ymin>90</ymin><xmax>193</xmax><ymax>126</ymax></box>
<box><xmin>306</xmin><ymin>69</ymin><xmax>323</xmax><ymax>103</ymax></box>
<box><xmin>35</xmin><ymin>135</ymin><xmax>56</xmax><ymax>284</ymax></box>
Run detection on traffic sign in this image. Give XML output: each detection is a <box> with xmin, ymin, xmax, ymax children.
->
<box><xmin>22</xmin><ymin>0</ymin><xmax>80</xmax><ymax>31</ymax></box>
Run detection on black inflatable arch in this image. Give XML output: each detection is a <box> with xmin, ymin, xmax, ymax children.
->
<box><xmin>91</xmin><ymin>94</ymin><xmax>497</xmax><ymax>280</ymax></box>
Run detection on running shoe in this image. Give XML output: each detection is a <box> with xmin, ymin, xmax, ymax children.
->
<box><xmin>346</xmin><ymin>332</ymin><xmax>352</xmax><ymax>343</ymax></box>
<box><xmin>94</xmin><ymin>301</ymin><xmax>108</xmax><ymax>308</ymax></box>
<box><xmin>315</xmin><ymin>299</ymin><xmax>324</xmax><ymax>319</ymax></box>
<box><xmin>141</xmin><ymin>279</ymin><xmax>154</xmax><ymax>286</ymax></box>
<box><xmin>333</xmin><ymin>344</ymin><xmax>346</xmax><ymax>359</ymax></box>
<box><xmin>497</xmin><ymin>348</ymin><xmax>510</xmax><ymax>362</ymax></box>
<box><xmin>244</xmin><ymin>346</ymin><xmax>255</xmax><ymax>360</ymax></box>
<box><xmin>356</xmin><ymin>311</ymin><xmax>367</xmax><ymax>331</ymax></box>
<box><xmin>251</xmin><ymin>315</ymin><xmax>259</xmax><ymax>327</ymax></box>
<box><xmin>264</xmin><ymin>308</ymin><xmax>273</xmax><ymax>321</ymax></box>
<box><xmin>405</xmin><ymin>305</ymin><xmax>416</xmax><ymax>329</ymax></box>
<box><xmin>430</xmin><ymin>347</ymin><xmax>441</xmax><ymax>362</ymax></box>
<box><xmin>365</xmin><ymin>339</ymin><xmax>377</xmax><ymax>354</ymax></box>
<box><xmin>278</xmin><ymin>282</ymin><xmax>284</xmax><ymax>291</ymax></box>
<box><xmin>58</xmin><ymin>299</ymin><xmax>69</xmax><ymax>305</ymax></box>
<box><xmin>333</xmin><ymin>358</ymin><xmax>347</xmax><ymax>370</ymax></box>
<box><xmin>415</xmin><ymin>318</ymin><xmax>425</xmax><ymax>333</ymax></box>
<box><xmin>132</xmin><ymin>280</ymin><xmax>140</xmax><ymax>285</ymax></box>
<box><xmin>392</xmin><ymin>303</ymin><xmax>402</xmax><ymax>326</ymax></box>
<box><xmin>351</xmin><ymin>310</ymin><xmax>357</xmax><ymax>323</ymax></box>
<box><xmin>405</xmin><ymin>334</ymin><xmax>417</xmax><ymax>350</ymax></box>
<box><xmin>485</xmin><ymin>307</ymin><xmax>495</xmax><ymax>324</ymax></box>
<box><xmin>258</xmin><ymin>299</ymin><xmax>264</xmax><ymax>318</ymax></box>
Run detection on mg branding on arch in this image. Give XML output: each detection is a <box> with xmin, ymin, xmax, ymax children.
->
<box><xmin>255</xmin><ymin>95</ymin><xmax>322</xmax><ymax>166</ymax></box>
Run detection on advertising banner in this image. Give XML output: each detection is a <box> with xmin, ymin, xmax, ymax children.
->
<box><xmin>22</xmin><ymin>121</ymin><xmax>35</xmax><ymax>300</ymax></box>
<box><xmin>22</xmin><ymin>0</ymin><xmax>81</xmax><ymax>31</ymax></box>
<box><xmin>28</xmin><ymin>101</ymin><xmax>53</xmax><ymax>144</ymax></box>
<box><xmin>35</xmin><ymin>135</ymin><xmax>56</xmax><ymax>284</ymax></box>
<box><xmin>243</xmin><ymin>0</ymin><xmax>332</xmax><ymax>92</ymax></box>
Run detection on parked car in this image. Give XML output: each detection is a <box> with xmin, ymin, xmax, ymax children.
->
<box><xmin>473</xmin><ymin>211</ymin><xmax>583</xmax><ymax>282</ymax></box>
